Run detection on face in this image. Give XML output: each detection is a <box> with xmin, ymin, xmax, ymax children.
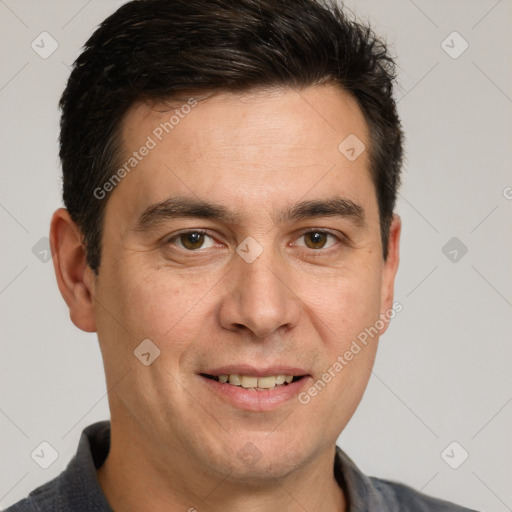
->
<box><xmin>78</xmin><ymin>86</ymin><xmax>400</xmax><ymax>482</ymax></box>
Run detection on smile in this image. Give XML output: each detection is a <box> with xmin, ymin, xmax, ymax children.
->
<box><xmin>199</xmin><ymin>368</ymin><xmax>310</xmax><ymax>411</ymax></box>
<box><xmin>201</xmin><ymin>373</ymin><xmax>304</xmax><ymax>390</ymax></box>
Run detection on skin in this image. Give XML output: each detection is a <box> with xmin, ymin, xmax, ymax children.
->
<box><xmin>51</xmin><ymin>85</ymin><xmax>400</xmax><ymax>512</ymax></box>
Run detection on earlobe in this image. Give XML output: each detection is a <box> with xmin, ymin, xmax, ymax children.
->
<box><xmin>380</xmin><ymin>214</ymin><xmax>401</xmax><ymax>330</ymax></box>
<box><xmin>50</xmin><ymin>208</ymin><xmax>97</xmax><ymax>333</ymax></box>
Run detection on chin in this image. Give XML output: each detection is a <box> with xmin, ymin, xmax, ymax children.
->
<box><xmin>203</xmin><ymin>430</ymin><xmax>315</xmax><ymax>483</ymax></box>
<box><xmin>224</xmin><ymin>456</ymin><xmax>303</xmax><ymax>485</ymax></box>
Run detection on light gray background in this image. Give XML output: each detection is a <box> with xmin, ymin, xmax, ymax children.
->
<box><xmin>1</xmin><ymin>0</ymin><xmax>511</xmax><ymax>510</ymax></box>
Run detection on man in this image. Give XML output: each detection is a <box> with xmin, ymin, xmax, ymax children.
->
<box><xmin>7</xmin><ymin>0</ymin><xmax>476</xmax><ymax>510</ymax></box>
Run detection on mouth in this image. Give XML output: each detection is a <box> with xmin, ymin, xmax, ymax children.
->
<box><xmin>200</xmin><ymin>373</ymin><xmax>305</xmax><ymax>390</ymax></box>
<box><xmin>198</xmin><ymin>366</ymin><xmax>310</xmax><ymax>411</ymax></box>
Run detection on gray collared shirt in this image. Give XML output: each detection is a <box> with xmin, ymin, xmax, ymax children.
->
<box><xmin>6</xmin><ymin>421</ymin><xmax>478</xmax><ymax>511</ymax></box>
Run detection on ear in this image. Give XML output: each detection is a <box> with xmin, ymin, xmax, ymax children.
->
<box><xmin>50</xmin><ymin>208</ymin><xmax>97</xmax><ymax>332</ymax></box>
<box><xmin>379</xmin><ymin>214</ymin><xmax>401</xmax><ymax>334</ymax></box>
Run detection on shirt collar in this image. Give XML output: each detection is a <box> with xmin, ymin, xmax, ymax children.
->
<box><xmin>335</xmin><ymin>445</ymin><xmax>397</xmax><ymax>511</ymax></box>
<box><xmin>57</xmin><ymin>420</ymin><xmax>113</xmax><ymax>511</ymax></box>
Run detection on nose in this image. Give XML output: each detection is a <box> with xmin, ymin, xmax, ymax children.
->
<box><xmin>218</xmin><ymin>247</ymin><xmax>302</xmax><ymax>339</ymax></box>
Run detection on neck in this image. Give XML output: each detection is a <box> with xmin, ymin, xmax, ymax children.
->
<box><xmin>97</xmin><ymin>413</ymin><xmax>346</xmax><ymax>512</ymax></box>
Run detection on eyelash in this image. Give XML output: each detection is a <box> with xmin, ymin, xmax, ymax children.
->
<box><xmin>165</xmin><ymin>228</ymin><xmax>344</xmax><ymax>252</ymax></box>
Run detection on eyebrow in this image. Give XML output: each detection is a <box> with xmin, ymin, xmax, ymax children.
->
<box><xmin>279</xmin><ymin>197</ymin><xmax>366</xmax><ymax>227</ymax></box>
<box><xmin>134</xmin><ymin>195</ymin><xmax>366</xmax><ymax>231</ymax></box>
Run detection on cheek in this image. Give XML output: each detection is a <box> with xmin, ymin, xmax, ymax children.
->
<box><xmin>297</xmin><ymin>272</ymin><xmax>382</xmax><ymax>434</ymax></box>
<box><xmin>307</xmin><ymin>265</ymin><xmax>383</xmax><ymax>349</ymax></box>
<box><xmin>96</xmin><ymin>262</ymin><xmax>217</xmax><ymax>350</ymax></box>
<box><xmin>93</xmin><ymin>265</ymin><xmax>214</xmax><ymax>420</ymax></box>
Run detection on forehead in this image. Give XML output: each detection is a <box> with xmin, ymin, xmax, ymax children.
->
<box><xmin>123</xmin><ymin>85</ymin><xmax>368</xmax><ymax>157</ymax></box>
<box><xmin>109</xmin><ymin>85</ymin><xmax>376</xmax><ymax>226</ymax></box>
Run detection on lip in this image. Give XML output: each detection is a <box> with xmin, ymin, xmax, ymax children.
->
<box><xmin>198</xmin><ymin>368</ymin><xmax>311</xmax><ymax>412</ymax></box>
<box><xmin>201</xmin><ymin>365</ymin><xmax>309</xmax><ymax>377</ymax></box>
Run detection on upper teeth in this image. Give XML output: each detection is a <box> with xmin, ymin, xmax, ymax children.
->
<box><xmin>217</xmin><ymin>374</ymin><xmax>294</xmax><ymax>389</ymax></box>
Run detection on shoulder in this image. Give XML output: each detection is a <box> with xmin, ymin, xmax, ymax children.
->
<box><xmin>4</xmin><ymin>421</ymin><xmax>112</xmax><ymax>512</ymax></box>
<box><xmin>335</xmin><ymin>446</ymin><xmax>479</xmax><ymax>511</ymax></box>
<box><xmin>4</xmin><ymin>475</ymin><xmax>59</xmax><ymax>511</ymax></box>
<box><xmin>369</xmin><ymin>476</ymin><xmax>480</xmax><ymax>512</ymax></box>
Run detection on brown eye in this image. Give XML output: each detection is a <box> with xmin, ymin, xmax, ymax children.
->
<box><xmin>170</xmin><ymin>231</ymin><xmax>216</xmax><ymax>251</ymax></box>
<box><xmin>304</xmin><ymin>231</ymin><xmax>329</xmax><ymax>249</ymax></box>
<box><xmin>180</xmin><ymin>232</ymin><xmax>205</xmax><ymax>250</ymax></box>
